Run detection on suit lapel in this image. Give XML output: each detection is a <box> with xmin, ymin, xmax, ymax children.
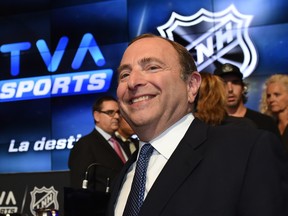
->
<box><xmin>140</xmin><ymin>118</ymin><xmax>208</xmax><ymax>215</ymax></box>
<box><xmin>92</xmin><ymin>129</ymin><xmax>125</xmax><ymax>165</ymax></box>
<box><xmin>106</xmin><ymin>152</ymin><xmax>137</xmax><ymax>215</ymax></box>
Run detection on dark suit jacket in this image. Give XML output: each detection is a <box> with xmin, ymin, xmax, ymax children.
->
<box><xmin>68</xmin><ymin>129</ymin><xmax>125</xmax><ymax>192</ymax></box>
<box><xmin>107</xmin><ymin>118</ymin><xmax>288</xmax><ymax>216</ymax></box>
<box><xmin>245</xmin><ymin>108</ymin><xmax>281</xmax><ymax>137</ymax></box>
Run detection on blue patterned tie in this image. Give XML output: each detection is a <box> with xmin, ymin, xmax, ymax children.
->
<box><xmin>123</xmin><ymin>143</ymin><xmax>154</xmax><ymax>216</ymax></box>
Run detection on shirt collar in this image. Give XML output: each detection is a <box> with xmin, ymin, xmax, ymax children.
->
<box><xmin>140</xmin><ymin>113</ymin><xmax>194</xmax><ymax>159</ymax></box>
<box><xmin>95</xmin><ymin>126</ymin><xmax>112</xmax><ymax>141</ymax></box>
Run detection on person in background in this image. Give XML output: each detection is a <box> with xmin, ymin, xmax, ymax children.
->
<box><xmin>68</xmin><ymin>95</ymin><xmax>128</xmax><ymax>192</ymax></box>
<box><xmin>115</xmin><ymin>116</ymin><xmax>139</xmax><ymax>157</ymax></box>
<box><xmin>194</xmin><ymin>72</ymin><xmax>226</xmax><ymax>126</ymax></box>
<box><xmin>106</xmin><ymin>33</ymin><xmax>288</xmax><ymax>216</ymax></box>
<box><xmin>195</xmin><ymin>72</ymin><xmax>256</xmax><ymax>127</ymax></box>
<box><xmin>259</xmin><ymin>74</ymin><xmax>288</xmax><ymax>152</ymax></box>
<box><xmin>214</xmin><ymin>63</ymin><xmax>280</xmax><ymax>136</ymax></box>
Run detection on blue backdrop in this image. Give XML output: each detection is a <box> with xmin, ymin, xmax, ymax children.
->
<box><xmin>0</xmin><ymin>0</ymin><xmax>287</xmax><ymax>173</ymax></box>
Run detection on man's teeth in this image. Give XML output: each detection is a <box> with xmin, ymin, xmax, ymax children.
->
<box><xmin>132</xmin><ymin>96</ymin><xmax>150</xmax><ymax>103</ymax></box>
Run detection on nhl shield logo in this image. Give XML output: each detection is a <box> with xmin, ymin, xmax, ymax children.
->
<box><xmin>157</xmin><ymin>4</ymin><xmax>258</xmax><ymax>78</ymax></box>
<box><xmin>30</xmin><ymin>186</ymin><xmax>59</xmax><ymax>216</ymax></box>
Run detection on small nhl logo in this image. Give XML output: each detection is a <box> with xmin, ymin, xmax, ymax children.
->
<box><xmin>30</xmin><ymin>186</ymin><xmax>59</xmax><ymax>216</ymax></box>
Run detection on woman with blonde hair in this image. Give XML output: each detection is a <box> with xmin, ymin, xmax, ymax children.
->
<box><xmin>260</xmin><ymin>74</ymin><xmax>288</xmax><ymax>151</ymax></box>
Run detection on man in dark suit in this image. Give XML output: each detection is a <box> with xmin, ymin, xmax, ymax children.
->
<box><xmin>68</xmin><ymin>96</ymin><xmax>128</xmax><ymax>192</ymax></box>
<box><xmin>107</xmin><ymin>34</ymin><xmax>288</xmax><ymax>215</ymax></box>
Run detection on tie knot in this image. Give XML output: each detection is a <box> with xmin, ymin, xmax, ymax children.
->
<box><xmin>140</xmin><ymin>143</ymin><xmax>154</xmax><ymax>157</ymax></box>
<box><xmin>109</xmin><ymin>136</ymin><xmax>116</xmax><ymax>142</ymax></box>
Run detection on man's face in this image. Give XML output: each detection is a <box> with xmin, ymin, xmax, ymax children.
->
<box><xmin>221</xmin><ymin>74</ymin><xmax>244</xmax><ymax>109</ymax></box>
<box><xmin>94</xmin><ymin>100</ymin><xmax>120</xmax><ymax>135</ymax></box>
<box><xmin>116</xmin><ymin>37</ymin><xmax>200</xmax><ymax>141</ymax></box>
<box><xmin>266</xmin><ymin>82</ymin><xmax>288</xmax><ymax>114</ymax></box>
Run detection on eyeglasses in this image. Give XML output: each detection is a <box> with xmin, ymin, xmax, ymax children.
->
<box><xmin>98</xmin><ymin>110</ymin><xmax>120</xmax><ymax>117</ymax></box>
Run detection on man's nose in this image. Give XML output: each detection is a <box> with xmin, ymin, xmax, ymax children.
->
<box><xmin>114</xmin><ymin>111</ymin><xmax>121</xmax><ymax>118</ymax></box>
<box><xmin>127</xmin><ymin>70</ymin><xmax>146</xmax><ymax>89</ymax></box>
<box><xmin>226</xmin><ymin>82</ymin><xmax>233</xmax><ymax>92</ymax></box>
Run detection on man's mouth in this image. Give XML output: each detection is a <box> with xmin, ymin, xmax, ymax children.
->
<box><xmin>130</xmin><ymin>95</ymin><xmax>152</xmax><ymax>104</ymax></box>
<box><xmin>227</xmin><ymin>95</ymin><xmax>235</xmax><ymax>100</ymax></box>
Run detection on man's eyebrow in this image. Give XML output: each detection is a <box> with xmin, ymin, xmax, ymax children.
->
<box><xmin>139</xmin><ymin>57</ymin><xmax>164</xmax><ymax>66</ymax></box>
<box><xmin>117</xmin><ymin>57</ymin><xmax>164</xmax><ymax>73</ymax></box>
<box><xmin>117</xmin><ymin>64</ymin><xmax>131</xmax><ymax>73</ymax></box>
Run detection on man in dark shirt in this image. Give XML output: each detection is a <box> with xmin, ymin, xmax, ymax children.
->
<box><xmin>214</xmin><ymin>63</ymin><xmax>280</xmax><ymax>136</ymax></box>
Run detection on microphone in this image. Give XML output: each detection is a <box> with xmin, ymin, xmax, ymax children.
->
<box><xmin>105</xmin><ymin>177</ymin><xmax>110</xmax><ymax>193</ymax></box>
<box><xmin>81</xmin><ymin>163</ymin><xmax>111</xmax><ymax>193</ymax></box>
<box><xmin>82</xmin><ymin>163</ymin><xmax>100</xmax><ymax>189</ymax></box>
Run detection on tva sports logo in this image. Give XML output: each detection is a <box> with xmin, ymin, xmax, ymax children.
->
<box><xmin>157</xmin><ymin>4</ymin><xmax>258</xmax><ymax>78</ymax></box>
<box><xmin>0</xmin><ymin>191</ymin><xmax>18</xmax><ymax>214</ymax></box>
<box><xmin>0</xmin><ymin>33</ymin><xmax>113</xmax><ymax>102</ymax></box>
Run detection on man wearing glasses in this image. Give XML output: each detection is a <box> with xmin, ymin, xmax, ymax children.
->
<box><xmin>68</xmin><ymin>95</ymin><xmax>129</xmax><ymax>192</ymax></box>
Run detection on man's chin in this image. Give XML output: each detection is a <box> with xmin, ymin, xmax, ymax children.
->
<box><xmin>227</xmin><ymin>103</ymin><xmax>238</xmax><ymax>108</ymax></box>
<box><xmin>111</xmin><ymin>126</ymin><xmax>119</xmax><ymax>130</ymax></box>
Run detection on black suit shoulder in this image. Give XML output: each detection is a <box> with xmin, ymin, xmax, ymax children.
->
<box><xmin>192</xmin><ymin>118</ymin><xmax>279</xmax><ymax>152</ymax></box>
<box><xmin>68</xmin><ymin>129</ymin><xmax>106</xmax><ymax>166</ymax></box>
<box><xmin>245</xmin><ymin>108</ymin><xmax>280</xmax><ymax>137</ymax></box>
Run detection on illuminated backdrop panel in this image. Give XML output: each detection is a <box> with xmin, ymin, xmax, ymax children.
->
<box><xmin>0</xmin><ymin>0</ymin><xmax>287</xmax><ymax>173</ymax></box>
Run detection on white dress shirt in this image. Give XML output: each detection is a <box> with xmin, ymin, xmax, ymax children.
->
<box><xmin>114</xmin><ymin>113</ymin><xmax>194</xmax><ymax>216</ymax></box>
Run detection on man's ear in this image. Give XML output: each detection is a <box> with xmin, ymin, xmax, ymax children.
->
<box><xmin>93</xmin><ymin>111</ymin><xmax>100</xmax><ymax>123</ymax></box>
<box><xmin>187</xmin><ymin>72</ymin><xmax>201</xmax><ymax>103</ymax></box>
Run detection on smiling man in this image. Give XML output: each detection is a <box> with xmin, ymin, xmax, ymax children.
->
<box><xmin>107</xmin><ymin>34</ymin><xmax>288</xmax><ymax>216</ymax></box>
